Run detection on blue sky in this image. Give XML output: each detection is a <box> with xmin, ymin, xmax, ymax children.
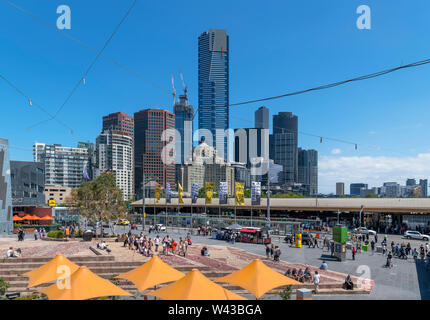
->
<box><xmin>1</xmin><ymin>0</ymin><xmax>430</xmax><ymax>193</ymax></box>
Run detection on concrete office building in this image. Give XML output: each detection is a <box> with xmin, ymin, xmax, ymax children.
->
<box><xmin>96</xmin><ymin>130</ymin><xmax>134</xmax><ymax>200</ymax></box>
<box><xmin>102</xmin><ymin>112</ymin><xmax>134</xmax><ymax>138</ymax></box>
<box><xmin>44</xmin><ymin>185</ymin><xmax>72</xmax><ymax>205</ymax></box>
<box><xmin>198</xmin><ymin>29</ymin><xmax>229</xmax><ymax>160</ymax></box>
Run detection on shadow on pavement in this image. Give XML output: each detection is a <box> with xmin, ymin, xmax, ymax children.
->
<box><xmin>415</xmin><ymin>259</ymin><xmax>430</xmax><ymax>300</ymax></box>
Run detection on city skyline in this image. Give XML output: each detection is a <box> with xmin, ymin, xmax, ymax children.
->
<box><xmin>2</xmin><ymin>1</ymin><xmax>430</xmax><ymax>194</ymax></box>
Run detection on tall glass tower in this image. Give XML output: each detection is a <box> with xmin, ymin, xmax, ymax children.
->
<box><xmin>198</xmin><ymin>29</ymin><xmax>229</xmax><ymax>160</ymax></box>
<box><xmin>174</xmin><ymin>95</ymin><xmax>194</xmax><ymax>164</ymax></box>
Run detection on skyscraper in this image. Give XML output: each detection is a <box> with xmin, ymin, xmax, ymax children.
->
<box><xmin>269</xmin><ymin>112</ymin><xmax>298</xmax><ymax>187</ymax></box>
<box><xmin>102</xmin><ymin>112</ymin><xmax>134</xmax><ymax>137</ymax></box>
<box><xmin>255</xmin><ymin>106</ymin><xmax>269</xmax><ymax>129</ymax></box>
<box><xmin>96</xmin><ymin>130</ymin><xmax>134</xmax><ymax>200</ymax></box>
<box><xmin>134</xmin><ymin>109</ymin><xmax>176</xmax><ymax>198</ymax></box>
<box><xmin>198</xmin><ymin>29</ymin><xmax>229</xmax><ymax>160</ymax></box>
<box><xmin>174</xmin><ymin>95</ymin><xmax>194</xmax><ymax>164</ymax></box>
<box><xmin>298</xmin><ymin>148</ymin><xmax>318</xmax><ymax>196</ymax></box>
<box><xmin>0</xmin><ymin>138</ymin><xmax>13</xmax><ymax>235</ymax></box>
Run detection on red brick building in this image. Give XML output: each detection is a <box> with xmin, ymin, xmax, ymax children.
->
<box><xmin>134</xmin><ymin>109</ymin><xmax>176</xmax><ymax>197</ymax></box>
<box><xmin>102</xmin><ymin>112</ymin><xmax>134</xmax><ymax>137</ymax></box>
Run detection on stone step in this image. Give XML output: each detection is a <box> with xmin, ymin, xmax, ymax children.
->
<box><xmin>0</xmin><ymin>256</ymin><xmax>115</xmax><ymax>264</ymax></box>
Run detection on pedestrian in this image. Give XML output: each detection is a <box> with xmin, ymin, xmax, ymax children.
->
<box><xmin>330</xmin><ymin>242</ymin><xmax>334</xmax><ymax>256</ymax></box>
<box><xmin>265</xmin><ymin>244</ymin><xmax>270</xmax><ymax>259</ymax></box>
<box><xmin>371</xmin><ymin>240</ymin><xmax>375</xmax><ymax>253</ymax></box>
<box><xmin>154</xmin><ymin>235</ymin><xmax>160</xmax><ymax>252</ymax></box>
<box><xmin>313</xmin><ymin>271</ymin><xmax>320</xmax><ymax>293</ymax></box>
<box><xmin>270</xmin><ymin>244</ymin><xmax>274</xmax><ymax>259</ymax></box>
<box><xmin>375</xmin><ymin>234</ymin><xmax>378</xmax><ymax>244</ymax></box>
<box><xmin>34</xmin><ymin>228</ymin><xmax>38</xmax><ymax>241</ymax></box>
<box><xmin>352</xmin><ymin>246</ymin><xmax>356</xmax><ymax>260</ymax></box>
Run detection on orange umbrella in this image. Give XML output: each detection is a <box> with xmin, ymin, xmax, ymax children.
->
<box><xmin>23</xmin><ymin>254</ymin><xmax>80</xmax><ymax>288</ymax></box>
<box><xmin>116</xmin><ymin>255</ymin><xmax>185</xmax><ymax>292</ymax></box>
<box><xmin>38</xmin><ymin>266</ymin><xmax>133</xmax><ymax>300</ymax></box>
<box><xmin>22</xmin><ymin>214</ymin><xmax>38</xmax><ymax>220</ymax></box>
<box><xmin>13</xmin><ymin>215</ymin><xmax>23</xmax><ymax>221</ymax></box>
<box><xmin>147</xmin><ymin>269</ymin><xmax>247</xmax><ymax>300</ymax></box>
<box><xmin>215</xmin><ymin>259</ymin><xmax>301</xmax><ymax>299</ymax></box>
<box><xmin>39</xmin><ymin>216</ymin><xmax>54</xmax><ymax>220</ymax></box>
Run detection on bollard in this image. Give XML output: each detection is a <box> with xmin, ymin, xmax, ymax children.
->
<box><xmin>296</xmin><ymin>288</ymin><xmax>312</xmax><ymax>300</ymax></box>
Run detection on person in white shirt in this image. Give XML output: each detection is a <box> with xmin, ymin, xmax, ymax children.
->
<box><xmin>6</xmin><ymin>247</ymin><xmax>15</xmax><ymax>258</ymax></box>
<box><xmin>313</xmin><ymin>271</ymin><xmax>320</xmax><ymax>293</ymax></box>
<box><xmin>154</xmin><ymin>236</ymin><xmax>160</xmax><ymax>252</ymax></box>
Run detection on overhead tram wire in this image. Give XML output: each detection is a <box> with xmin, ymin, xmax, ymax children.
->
<box><xmin>3</xmin><ymin>0</ymin><xmax>170</xmax><ymax>96</ymax></box>
<box><xmin>27</xmin><ymin>0</ymin><xmax>138</xmax><ymax>132</ymax></box>
<box><xmin>228</xmin><ymin>57</ymin><xmax>430</xmax><ymax>107</ymax></box>
<box><xmin>0</xmin><ymin>73</ymin><xmax>74</xmax><ymax>133</ymax></box>
<box><xmin>229</xmin><ymin>114</ymin><xmax>412</xmax><ymax>156</ymax></box>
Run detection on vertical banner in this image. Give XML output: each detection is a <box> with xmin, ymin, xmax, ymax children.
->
<box><xmin>205</xmin><ymin>182</ymin><xmax>214</xmax><ymax>204</ymax></box>
<box><xmin>251</xmin><ymin>181</ymin><xmax>261</xmax><ymax>206</ymax></box>
<box><xmin>178</xmin><ymin>182</ymin><xmax>184</xmax><ymax>204</ymax></box>
<box><xmin>219</xmin><ymin>181</ymin><xmax>228</xmax><ymax>205</ymax></box>
<box><xmin>191</xmin><ymin>183</ymin><xmax>199</xmax><ymax>204</ymax></box>
<box><xmin>166</xmin><ymin>183</ymin><xmax>171</xmax><ymax>203</ymax></box>
<box><xmin>155</xmin><ymin>184</ymin><xmax>161</xmax><ymax>203</ymax></box>
<box><xmin>235</xmin><ymin>182</ymin><xmax>245</xmax><ymax>206</ymax></box>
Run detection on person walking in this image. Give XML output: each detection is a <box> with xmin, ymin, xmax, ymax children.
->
<box><xmin>352</xmin><ymin>246</ymin><xmax>356</xmax><ymax>260</ymax></box>
<box><xmin>313</xmin><ymin>271</ymin><xmax>320</xmax><ymax>293</ymax></box>
<box><xmin>265</xmin><ymin>244</ymin><xmax>271</xmax><ymax>259</ymax></box>
<box><xmin>370</xmin><ymin>240</ymin><xmax>375</xmax><ymax>254</ymax></box>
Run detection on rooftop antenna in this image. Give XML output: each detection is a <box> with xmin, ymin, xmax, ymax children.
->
<box><xmin>179</xmin><ymin>70</ymin><xmax>187</xmax><ymax>96</ymax></box>
<box><xmin>171</xmin><ymin>73</ymin><xmax>176</xmax><ymax>106</ymax></box>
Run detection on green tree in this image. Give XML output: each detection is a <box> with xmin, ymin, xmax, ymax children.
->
<box><xmin>365</xmin><ymin>193</ymin><xmax>377</xmax><ymax>198</ymax></box>
<box><xmin>244</xmin><ymin>189</ymin><xmax>251</xmax><ymax>198</ymax></box>
<box><xmin>198</xmin><ymin>187</ymin><xmax>205</xmax><ymax>198</ymax></box>
<box><xmin>75</xmin><ymin>172</ymin><xmax>126</xmax><ymax>237</ymax></box>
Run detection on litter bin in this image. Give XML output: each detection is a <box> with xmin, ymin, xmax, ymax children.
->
<box><xmin>83</xmin><ymin>230</ymin><xmax>93</xmax><ymax>242</ymax></box>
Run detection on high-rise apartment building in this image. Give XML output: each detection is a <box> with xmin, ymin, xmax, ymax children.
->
<box><xmin>33</xmin><ymin>143</ymin><xmax>90</xmax><ymax>189</ymax></box>
<box><xmin>336</xmin><ymin>182</ymin><xmax>345</xmax><ymax>196</ymax></box>
<box><xmin>269</xmin><ymin>112</ymin><xmax>298</xmax><ymax>187</ymax></box>
<box><xmin>0</xmin><ymin>138</ymin><xmax>13</xmax><ymax>235</ymax></box>
<box><xmin>255</xmin><ymin>106</ymin><xmax>269</xmax><ymax>129</ymax></box>
<box><xmin>298</xmin><ymin>148</ymin><xmax>318</xmax><ymax>196</ymax></box>
<box><xmin>134</xmin><ymin>109</ymin><xmax>176</xmax><ymax>198</ymax></box>
<box><xmin>174</xmin><ymin>95</ymin><xmax>194</xmax><ymax>164</ymax></box>
<box><xmin>102</xmin><ymin>112</ymin><xmax>134</xmax><ymax>137</ymax></box>
<box><xmin>198</xmin><ymin>29</ymin><xmax>229</xmax><ymax>160</ymax></box>
<box><xmin>95</xmin><ymin>130</ymin><xmax>134</xmax><ymax>200</ymax></box>
<box><xmin>406</xmin><ymin>178</ymin><xmax>416</xmax><ymax>187</ymax></box>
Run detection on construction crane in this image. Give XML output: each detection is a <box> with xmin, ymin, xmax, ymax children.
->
<box><xmin>171</xmin><ymin>73</ymin><xmax>176</xmax><ymax>106</ymax></box>
<box><xmin>179</xmin><ymin>70</ymin><xmax>187</xmax><ymax>95</ymax></box>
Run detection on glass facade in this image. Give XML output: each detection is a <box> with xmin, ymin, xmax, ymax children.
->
<box><xmin>198</xmin><ymin>29</ymin><xmax>229</xmax><ymax>160</ymax></box>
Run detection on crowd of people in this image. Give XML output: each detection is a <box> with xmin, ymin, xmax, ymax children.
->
<box><xmin>119</xmin><ymin>230</ymin><xmax>192</xmax><ymax>258</ymax></box>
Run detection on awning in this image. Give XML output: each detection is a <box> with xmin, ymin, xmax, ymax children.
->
<box><xmin>240</xmin><ymin>229</ymin><xmax>257</xmax><ymax>233</ymax></box>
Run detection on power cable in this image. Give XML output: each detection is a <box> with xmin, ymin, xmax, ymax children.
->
<box><xmin>27</xmin><ymin>0</ymin><xmax>138</xmax><ymax>131</ymax></box>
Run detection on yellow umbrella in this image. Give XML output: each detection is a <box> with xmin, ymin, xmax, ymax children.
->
<box><xmin>39</xmin><ymin>266</ymin><xmax>133</xmax><ymax>300</ymax></box>
<box><xmin>215</xmin><ymin>259</ymin><xmax>301</xmax><ymax>299</ymax></box>
<box><xmin>147</xmin><ymin>269</ymin><xmax>247</xmax><ymax>300</ymax></box>
<box><xmin>23</xmin><ymin>254</ymin><xmax>80</xmax><ymax>288</ymax></box>
<box><xmin>115</xmin><ymin>256</ymin><xmax>185</xmax><ymax>292</ymax></box>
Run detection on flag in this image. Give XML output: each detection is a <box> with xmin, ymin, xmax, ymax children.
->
<box><xmin>191</xmin><ymin>183</ymin><xmax>199</xmax><ymax>204</ymax></box>
<box><xmin>166</xmin><ymin>183</ymin><xmax>171</xmax><ymax>204</ymax></box>
<box><xmin>251</xmin><ymin>181</ymin><xmax>261</xmax><ymax>206</ymax></box>
<box><xmin>235</xmin><ymin>182</ymin><xmax>245</xmax><ymax>206</ymax></box>
<box><xmin>219</xmin><ymin>181</ymin><xmax>228</xmax><ymax>205</ymax></box>
<box><xmin>205</xmin><ymin>182</ymin><xmax>214</xmax><ymax>204</ymax></box>
<box><xmin>82</xmin><ymin>163</ymin><xmax>90</xmax><ymax>181</ymax></box>
<box><xmin>178</xmin><ymin>182</ymin><xmax>184</xmax><ymax>204</ymax></box>
<box><xmin>155</xmin><ymin>184</ymin><xmax>161</xmax><ymax>203</ymax></box>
